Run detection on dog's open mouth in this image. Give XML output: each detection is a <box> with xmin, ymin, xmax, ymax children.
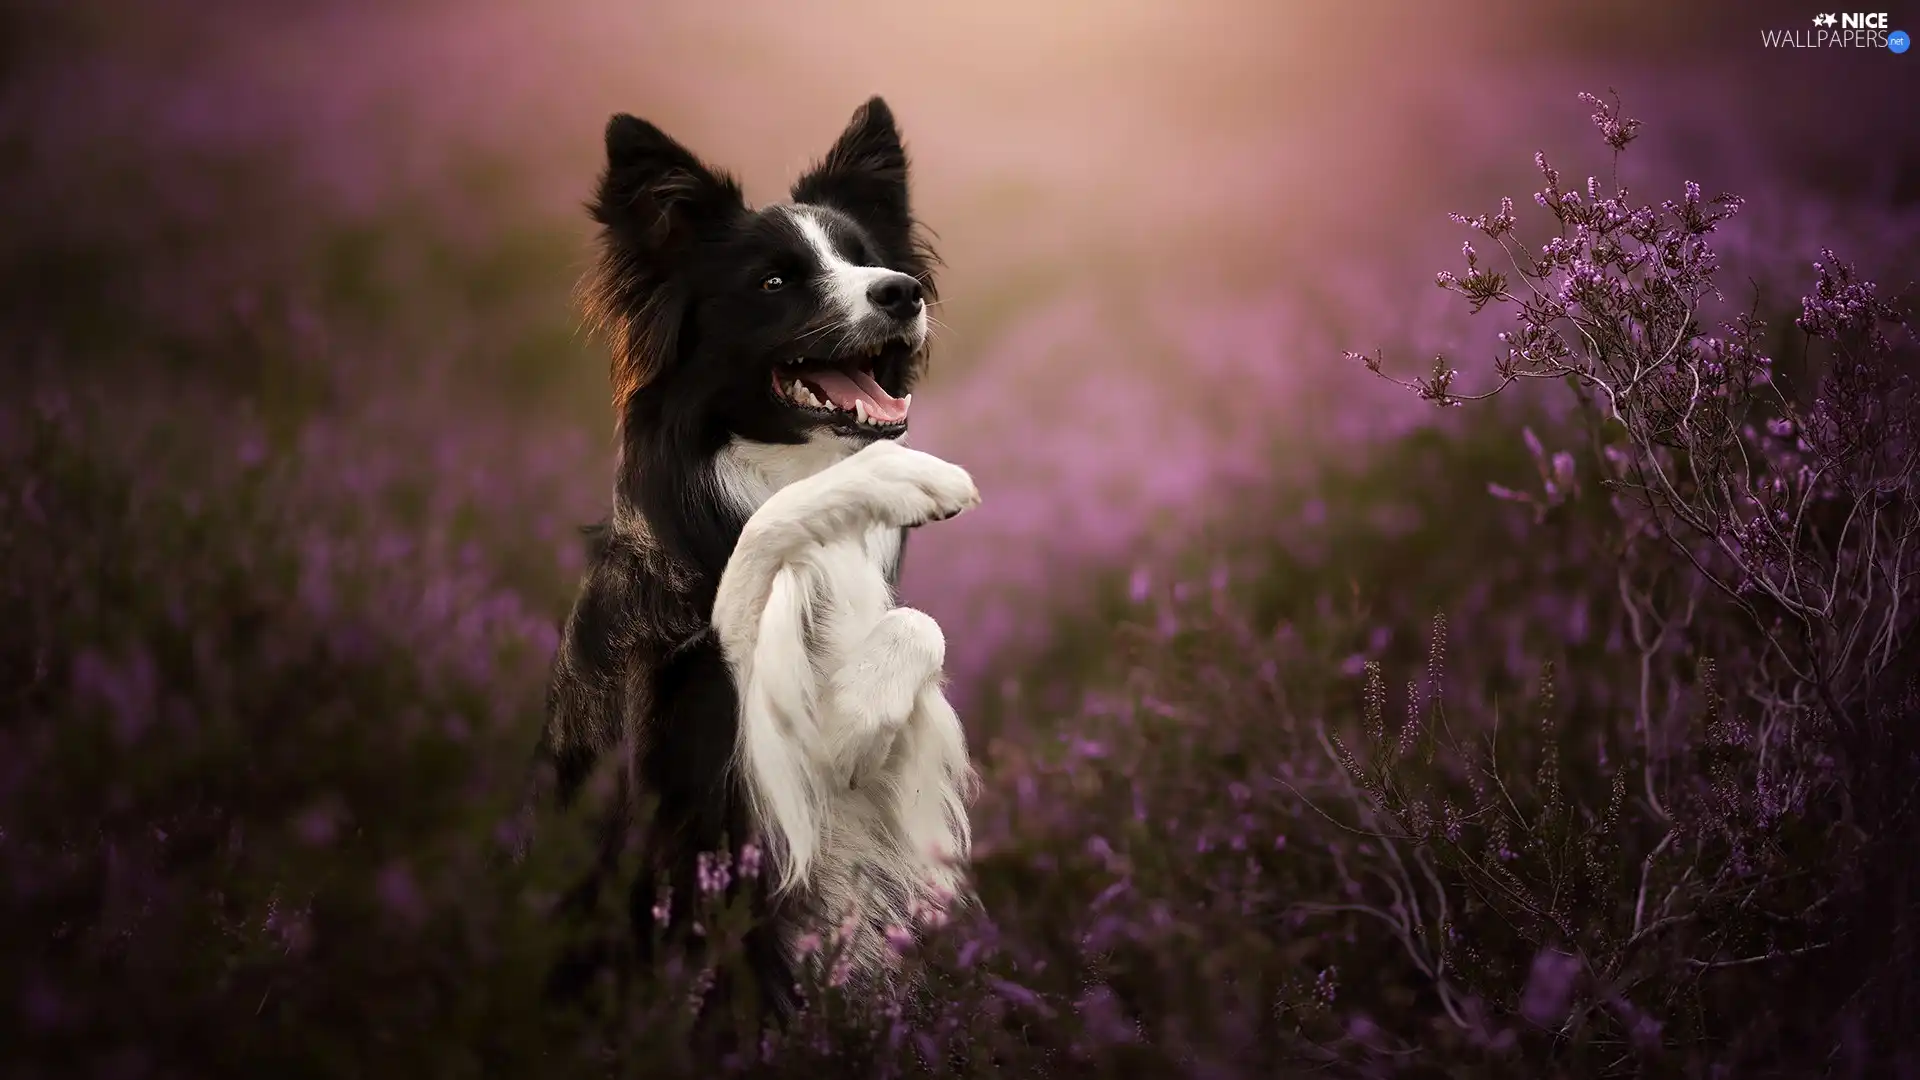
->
<box><xmin>772</xmin><ymin>340</ymin><xmax>913</xmax><ymax>433</ymax></box>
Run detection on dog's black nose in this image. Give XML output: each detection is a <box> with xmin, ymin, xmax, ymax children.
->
<box><xmin>867</xmin><ymin>274</ymin><xmax>924</xmax><ymax>321</ymax></box>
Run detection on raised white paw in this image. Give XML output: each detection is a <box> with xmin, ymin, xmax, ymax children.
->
<box><xmin>843</xmin><ymin>441</ymin><xmax>981</xmax><ymax>530</ymax></box>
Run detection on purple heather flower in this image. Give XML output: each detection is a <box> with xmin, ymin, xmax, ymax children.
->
<box><xmin>1128</xmin><ymin>564</ymin><xmax>1151</xmax><ymax>603</ymax></box>
<box><xmin>1519</xmin><ymin>948</ymin><xmax>1583</xmax><ymax>1025</ymax></box>
<box><xmin>827</xmin><ymin>951</ymin><xmax>854</xmax><ymax>988</ymax></box>
<box><xmin>696</xmin><ymin>850</ymin><xmax>731</xmax><ymax>897</ymax></box>
<box><xmin>987</xmin><ymin>977</ymin><xmax>1047</xmax><ymax>1014</ymax></box>
<box><xmin>1314</xmin><ymin>965</ymin><xmax>1339</xmax><ymax>1006</ymax></box>
<box><xmin>374</xmin><ymin>862</ymin><xmax>425</xmax><ymax>930</ymax></box>
<box><xmin>884</xmin><ymin>924</ymin><xmax>915</xmax><ymax>953</ymax></box>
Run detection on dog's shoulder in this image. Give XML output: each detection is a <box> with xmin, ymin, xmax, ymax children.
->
<box><xmin>570</xmin><ymin>514</ymin><xmax>707</xmax><ymax>650</ymax></box>
<box><xmin>543</xmin><ymin>513</ymin><xmax>712</xmax><ymax>801</ymax></box>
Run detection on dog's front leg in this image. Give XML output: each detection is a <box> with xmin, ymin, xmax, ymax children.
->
<box><xmin>824</xmin><ymin>607</ymin><xmax>946</xmax><ymax>789</ymax></box>
<box><xmin>714</xmin><ymin>441</ymin><xmax>979</xmax><ymax>893</ymax></box>
<box><xmin>712</xmin><ymin>440</ymin><xmax>979</xmax><ymax>675</ymax></box>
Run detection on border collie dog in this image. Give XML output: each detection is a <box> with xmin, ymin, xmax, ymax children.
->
<box><xmin>535</xmin><ymin>97</ymin><xmax>980</xmax><ymax>1015</ymax></box>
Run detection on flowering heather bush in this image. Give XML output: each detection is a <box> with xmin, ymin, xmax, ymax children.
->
<box><xmin>8</xmin><ymin>65</ymin><xmax>1920</xmax><ymax>1080</ymax></box>
<box><xmin>1346</xmin><ymin>92</ymin><xmax>1919</xmax><ymax>1073</ymax></box>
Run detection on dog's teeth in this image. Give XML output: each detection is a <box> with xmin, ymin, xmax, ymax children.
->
<box><xmin>902</xmin><ymin>393</ymin><xmax>912</xmax><ymax>413</ymax></box>
<box><xmin>854</xmin><ymin>400</ymin><xmax>869</xmax><ymax>424</ymax></box>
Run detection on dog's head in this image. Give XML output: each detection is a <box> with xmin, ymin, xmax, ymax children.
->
<box><xmin>583</xmin><ymin>97</ymin><xmax>937</xmax><ymax>449</ymax></box>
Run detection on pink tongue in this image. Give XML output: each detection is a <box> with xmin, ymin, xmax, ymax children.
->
<box><xmin>806</xmin><ymin>367</ymin><xmax>909</xmax><ymax>423</ymax></box>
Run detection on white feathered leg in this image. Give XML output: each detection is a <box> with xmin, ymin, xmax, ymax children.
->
<box><xmin>825</xmin><ymin>606</ymin><xmax>947</xmax><ymax>790</ymax></box>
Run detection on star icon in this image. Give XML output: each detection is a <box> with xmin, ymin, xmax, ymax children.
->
<box><xmin>1816</xmin><ymin>13</ymin><xmax>1839</xmax><ymax>26</ymax></box>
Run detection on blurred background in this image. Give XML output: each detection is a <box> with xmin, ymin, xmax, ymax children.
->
<box><xmin>4</xmin><ymin>0</ymin><xmax>1917</xmax><ymax>1074</ymax></box>
<box><xmin>9</xmin><ymin>0</ymin><xmax>1915</xmax><ymax>688</ymax></box>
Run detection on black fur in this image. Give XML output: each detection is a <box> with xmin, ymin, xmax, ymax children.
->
<box><xmin>526</xmin><ymin>97</ymin><xmax>940</xmax><ymax>1029</ymax></box>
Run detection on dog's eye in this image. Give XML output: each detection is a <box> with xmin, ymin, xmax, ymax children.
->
<box><xmin>759</xmin><ymin>275</ymin><xmax>785</xmax><ymax>292</ymax></box>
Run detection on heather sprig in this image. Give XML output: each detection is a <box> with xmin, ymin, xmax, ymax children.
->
<box><xmin>1350</xmin><ymin>94</ymin><xmax>1917</xmax><ymax>733</ymax></box>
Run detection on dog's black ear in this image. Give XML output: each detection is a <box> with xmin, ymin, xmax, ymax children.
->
<box><xmin>582</xmin><ymin>116</ymin><xmax>743</xmax><ymax>410</ymax></box>
<box><xmin>591</xmin><ymin>113</ymin><xmax>744</xmax><ymax>246</ymax></box>
<box><xmin>791</xmin><ymin>96</ymin><xmax>913</xmax><ymax>240</ymax></box>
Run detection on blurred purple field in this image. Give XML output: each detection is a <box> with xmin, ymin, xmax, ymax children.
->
<box><xmin>11</xmin><ymin>0</ymin><xmax>1916</xmax><ymax>690</ymax></box>
<box><xmin>5</xmin><ymin>0</ymin><xmax>1920</xmax><ymax>1076</ymax></box>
